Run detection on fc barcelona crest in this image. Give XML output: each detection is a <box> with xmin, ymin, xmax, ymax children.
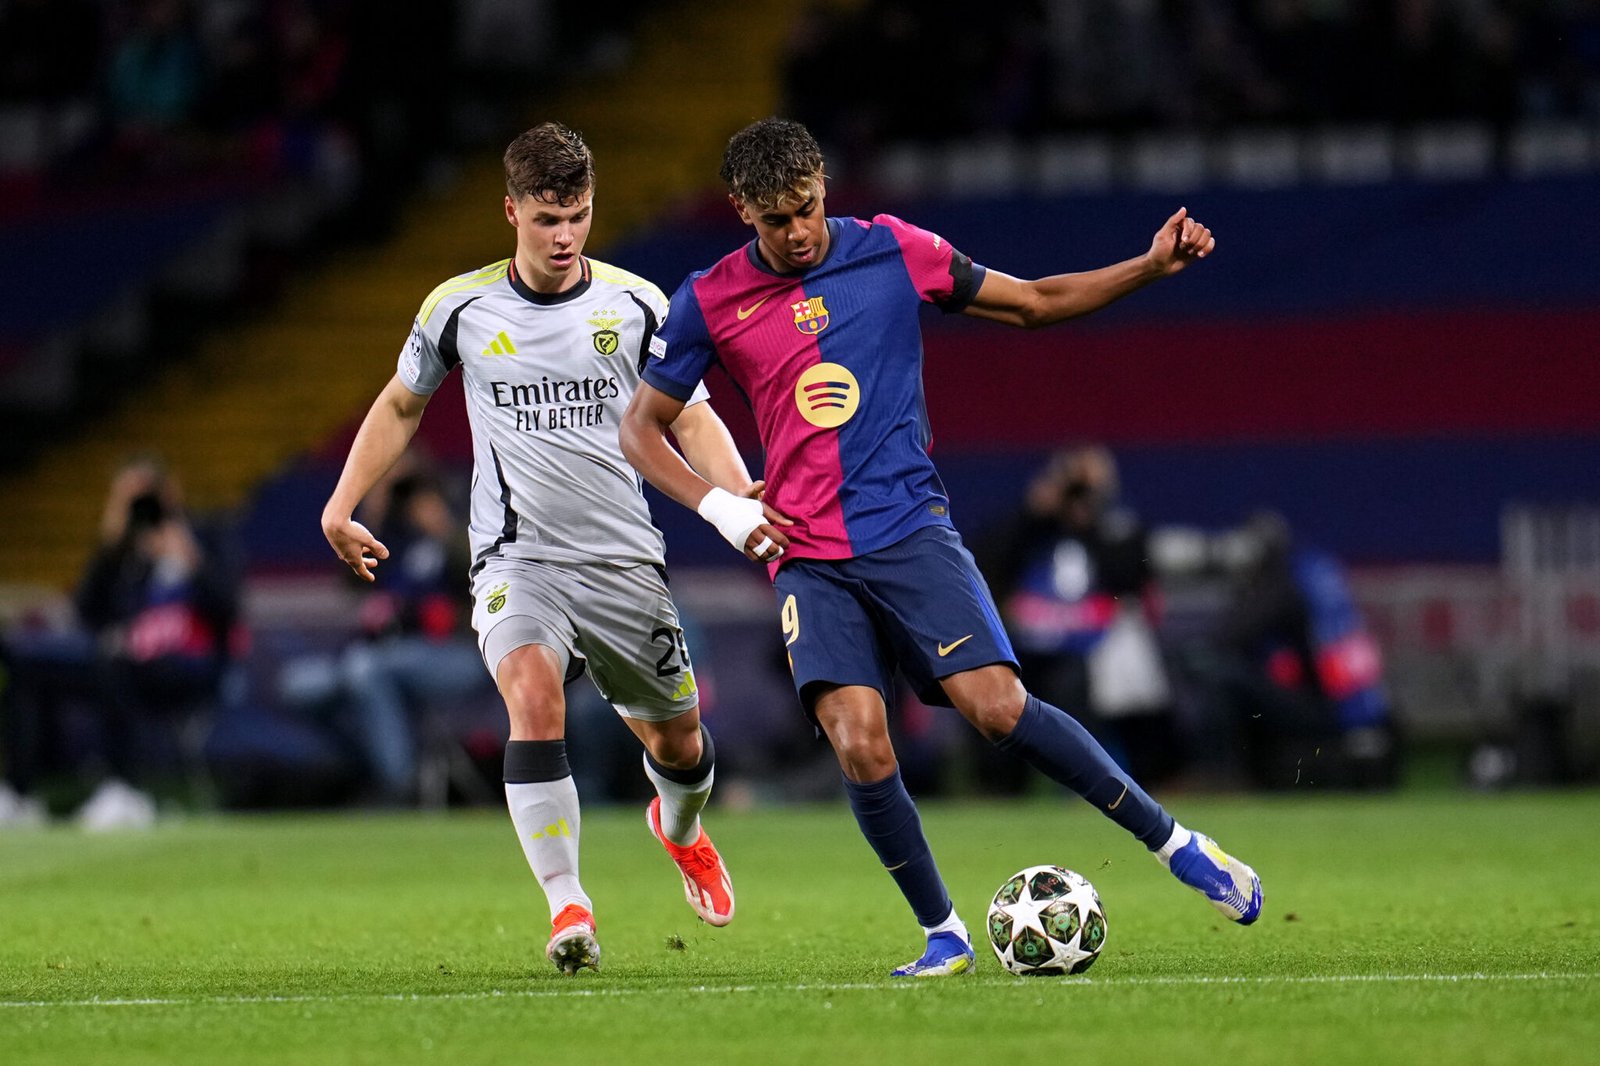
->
<box><xmin>791</xmin><ymin>296</ymin><xmax>830</xmax><ymax>335</ymax></box>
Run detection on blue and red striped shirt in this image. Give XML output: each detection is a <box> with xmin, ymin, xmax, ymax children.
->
<box><xmin>645</xmin><ymin>214</ymin><xmax>986</xmax><ymax>565</ymax></box>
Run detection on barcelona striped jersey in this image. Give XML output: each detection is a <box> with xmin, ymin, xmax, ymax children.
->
<box><xmin>643</xmin><ymin>215</ymin><xmax>986</xmax><ymax>564</ymax></box>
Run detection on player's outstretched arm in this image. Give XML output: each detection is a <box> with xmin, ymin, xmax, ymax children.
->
<box><xmin>321</xmin><ymin>374</ymin><xmax>430</xmax><ymax>582</ymax></box>
<box><xmin>621</xmin><ymin>383</ymin><xmax>789</xmax><ymax>562</ymax></box>
<box><xmin>962</xmin><ymin>207</ymin><xmax>1215</xmax><ymax>329</ymax></box>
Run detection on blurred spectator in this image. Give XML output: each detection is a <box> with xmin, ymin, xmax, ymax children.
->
<box><xmin>0</xmin><ymin>454</ymin><xmax>240</xmax><ymax>828</ymax></box>
<box><xmin>1</xmin><ymin>0</ymin><xmax>462</xmax><ymax>208</ymax></box>
<box><xmin>278</xmin><ymin>457</ymin><xmax>494</xmax><ymax>805</ymax></box>
<box><xmin>191</xmin><ymin>4</ymin><xmax>278</xmax><ymax>140</ymax></box>
<box><xmin>975</xmin><ymin>445</ymin><xmax>1182</xmax><ymax>794</ymax></box>
<box><xmin>190</xmin><ymin>1</ymin><xmax>342</xmax><ymax>186</ymax></box>
<box><xmin>104</xmin><ymin>0</ymin><xmax>204</xmax><ymax>173</ymax></box>
<box><xmin>1183</xmin><ymin>511</ymin><xmax>1397</xmax><ymax>790</ymax></box>
<box><xmin>784</xmin><ymin>0</ymin><xmax>1600</xmax><ymax>166</ymax></box>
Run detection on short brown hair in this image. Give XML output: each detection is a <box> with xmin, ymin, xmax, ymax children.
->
<box><xmin>504</xmin><ymin>122</ymin><xmax>594</xmax><ymax>203</ymax></box>
<box><xmin>720</xmin><ymin>118</ymin><xmax>825</xmax><ymax>212</ymax></box>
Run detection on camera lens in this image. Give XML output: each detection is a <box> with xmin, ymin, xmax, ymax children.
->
<box><xmin>128</xmin><ymin>492</ymin><xmax>166</xmax><ymax>528</ymax></box>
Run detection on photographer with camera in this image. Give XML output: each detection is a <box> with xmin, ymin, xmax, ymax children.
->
<box><xmin>973</xmin><ymin>446</ymin><xmax>1183</xmax><ymax>795</ymax></box>
<box><xmin>0</xmin><ymin>455</ymin><xmax>239</xmax><ymax>829</ymax></box>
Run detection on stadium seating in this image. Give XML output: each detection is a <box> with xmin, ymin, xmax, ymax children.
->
<box><xmin>0</xmin><ymin>0</ymin><xmax>807</xmax><ymax>596</ymax></box>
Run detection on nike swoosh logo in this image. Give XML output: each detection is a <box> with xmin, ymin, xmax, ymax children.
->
<box><xmin>937</xmin><ymin>635</ymin><xmax>974</xmax><ymax>657</ymax></box>
<box><xmin>1106</xmin><ymin>784</ymin><xmax>1128</xmax><ymax>811</ymax></box>
<box><xmin>736</xmin><ymin>296</ymin><xmax>771</xmax><ymax>320</ymax></box>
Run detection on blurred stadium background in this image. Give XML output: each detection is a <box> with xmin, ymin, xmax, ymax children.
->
<box><xmin>2</xmin><ymin>0</ymin><xmax>1598</xmax><ymax>809</ymax></box>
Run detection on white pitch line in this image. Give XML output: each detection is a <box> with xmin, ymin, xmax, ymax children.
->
<box><xmin>1</xmin><ymin>971</ymin><xmax>1595</xmax><ymax>1010</ymax></box>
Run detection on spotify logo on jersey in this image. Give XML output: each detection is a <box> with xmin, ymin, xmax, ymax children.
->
<box><xmin>794</xmin><ymin>362</ymin><xmax>860</xmax><ymax>428</ymax></box>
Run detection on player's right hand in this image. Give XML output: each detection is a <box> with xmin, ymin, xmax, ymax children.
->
<box><xmin>741</xmin><ymin>480</ymin><xmax>793</xmax><ymax>562</ymax></box>
<box><xmin>743</xmin><ymin>521</ymin><xmax>791</xmax><ymax>562</ymax></box>
<box><xmin>700</xmin><ymin>485</ymin><xmax>790</xmax><ymax>562</ymax></box>
<box><xmin>323</xmin><ymin>517</ymin><xmax>389</xmax><ymax>582</ymax></box>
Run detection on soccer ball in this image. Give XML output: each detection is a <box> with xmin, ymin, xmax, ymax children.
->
<box><xmin>986</xmin><ymin>865</ymin><xmax>1106</xmax><ymax>976</ymax></box>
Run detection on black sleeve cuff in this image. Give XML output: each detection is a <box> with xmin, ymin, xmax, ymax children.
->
<box><xmin>940</xmin><ymin>252</ymin><xmax>986</xmax><ymax>313</ymax></box>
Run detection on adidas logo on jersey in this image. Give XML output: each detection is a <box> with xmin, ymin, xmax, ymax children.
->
<box><xmin>483</xmin><ymin>330</ymin><xmax>517</xmax><ymax>356</ymax></box>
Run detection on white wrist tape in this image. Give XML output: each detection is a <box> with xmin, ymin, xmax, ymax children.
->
<box><xmin>697</xmin><ymin>486</ymin><xmax>766</xmax><ymax>554</ymax></box>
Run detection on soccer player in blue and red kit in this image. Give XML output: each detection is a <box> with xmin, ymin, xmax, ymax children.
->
<box><xmin>621</xmin><ymin>118</ymin><xmax>1262</xmax><ymax>976</ymax></box>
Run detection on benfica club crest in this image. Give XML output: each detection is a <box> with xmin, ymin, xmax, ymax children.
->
<box><xmin>791</xmin><ymin>296</ymin><xmax>830</xmax><ymax>335</ymax></box>
<box><xmin>587</xmin><ymin>310</ymin><xmax>624</xmax><ymax>355</ymax></box>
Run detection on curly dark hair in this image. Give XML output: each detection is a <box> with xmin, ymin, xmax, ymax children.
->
<box><xmin>719</xmin><ymin>118</ymin><xmax>825</xmax><ymax>211</ymax></box>
<box><xmin>503</xmin><ymin>122</ymin><xmax>594</xmax><ymax>203</ymax></box>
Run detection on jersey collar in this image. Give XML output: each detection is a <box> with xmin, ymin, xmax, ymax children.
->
<box><xmin>507</xmin><ymin>257</ymin><xmax>592</xmax><ymax>305</ymax></box>
<box><xmin>743</xmin><ymin>217</ymin><xmax>842</xmax><ymax>278</ymax></box>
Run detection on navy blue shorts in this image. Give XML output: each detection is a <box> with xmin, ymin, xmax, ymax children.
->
<box><xmin>771</xmin><ymin>524</ymin><xmax>1018</xmax><ymax>715</ymax></box>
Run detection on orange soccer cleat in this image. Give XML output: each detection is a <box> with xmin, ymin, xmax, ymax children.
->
<box><xmin>545</xmin><ymin>903</ymin><xmax>600</xmax><ymax>975</ymax></box>
<box><xmin>646</xmin><ymin>798</ymin><xmax>735</xmax><ymax>926</ymax></box>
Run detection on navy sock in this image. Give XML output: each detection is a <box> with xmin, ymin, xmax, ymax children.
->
<box><xmin>843</xmin><ymin>768</ymin><xmax>953</xmax><ymax>928</ymax></box>
<box><xmin>995</xmin><ymin>695</ymin><xmax>1175</xmax><ymax>848</ymax></box>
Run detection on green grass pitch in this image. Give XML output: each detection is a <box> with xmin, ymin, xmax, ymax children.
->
<box><xmin>3</xmin><ymin>790</ymin><xmax>1597</xmax><ymax>1064</ymax></box>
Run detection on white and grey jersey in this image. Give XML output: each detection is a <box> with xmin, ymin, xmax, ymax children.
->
<box><xmin>398</xmin><ymin>256</ymin><xmax>709</xmax><ymax>572</ymax></box>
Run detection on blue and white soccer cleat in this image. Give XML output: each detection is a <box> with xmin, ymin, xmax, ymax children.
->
<box><xmin>1162</xmin><ymin>832</ymin><xmax>1263</xmax><ymax>924</ymax></box>
<box><xmin>891</xmin><ymin>930</ymin><xmax>976</xmax><ymax>978</ymax></box>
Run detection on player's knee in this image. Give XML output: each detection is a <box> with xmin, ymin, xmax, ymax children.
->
<box><xmin>965</xmin><ymin>692</ymin><xmax>1025</xmax><ymax>741</ymax></box>
<box><xmin>946</xmin><ymin>667</ymin><xmax>1027</xmax><ymax>740</ymax></box>
<box><xmin>837</xmin><ymin>747</ymin><xmax>897</xmax><ymax>783</ymax></box>
<box><xmin>499</xmin><ymin>677</ymin><xmax>564</xmax><ymax>738</ymax></box>
<box><xmin>645</xmin><ymin>718</ymin><xmax>704</xmax><ymax>769</ymax></box>
<box><xmin>496</xmin><ymin>646</ymin><xmax>566</xmax><ymax>738</ymax></box>
<box><xmin>829</xmin><ymin>726</ymin><xmax>896</xmax><ymax>782</ymax></box>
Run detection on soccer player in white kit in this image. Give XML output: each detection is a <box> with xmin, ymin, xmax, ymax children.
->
<box><xmin>323</xmin><ymin>123</ymin><xmax>772</xmax><ymax>975</ymax></box>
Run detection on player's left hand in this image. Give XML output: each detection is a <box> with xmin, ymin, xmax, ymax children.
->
<box><xmin>1147</xmin><ymin>207</ymin><xmax>1215</xmax><ymax>275</ymax></box>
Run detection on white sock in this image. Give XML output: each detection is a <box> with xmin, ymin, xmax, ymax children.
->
<box><xmin>642</xmin><ymin>757</ymin><xmax>713</xmax><ymax>846</ymax></box>
<box><xmin>1155</xmin><ymin>822</ymin><xmax>1194</xmax><ymax>866</ymax></box>
<box><xmin>923</xmin><ymin>908</ymin><xmax>968</xmax><ymax>941</ymax></box>
<box><xmin>505</xmin><ymin>777</ymin><xmax>589</xmax><ymax>920</ymax></box>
